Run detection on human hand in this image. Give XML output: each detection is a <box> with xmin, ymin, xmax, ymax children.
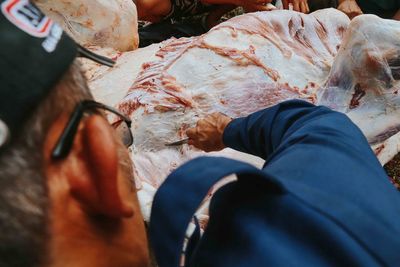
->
<box><xmin>282</xmin><ymin>0</ymin><xmax>310</xmax><ymax>13</ymax></box>
<box><xmin>186</xmin><ymin>113</ymin><xmax>232</xmax><ymax>152</ymax></box>
<box><xmin>240</xmin><ymin>0</ymin><xmax>275</xmax><ymax>12</ymax></box>
<box><xmin>337</xmin><ymin>0</ymin><xmax>363</xmax><ymax>19</ymax></box>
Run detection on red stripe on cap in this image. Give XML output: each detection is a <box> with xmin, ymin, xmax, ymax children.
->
<box><xmin>39</xmin><ymin>17</ymin><xmax>52</xmax><ymax>34</ymax></box>
<box><xmin>2</xmin><ymin>0</ymin><xmax>53</xmax><ymax>38</ymax></box>
<box><xmin>5</xmin><ymin>0</ymin><xmax>18</xmax><ymax>13</ymax></box>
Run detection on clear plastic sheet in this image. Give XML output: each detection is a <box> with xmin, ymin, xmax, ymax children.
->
<box><xmin>317</xmin><ymin>15</ymin><xmax>400</xmax><ymax>161</ymax></box>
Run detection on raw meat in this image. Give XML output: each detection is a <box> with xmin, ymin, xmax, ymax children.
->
<box><xmin>115</xmin><ymin>9</ymin><xmax>349</xmax><ymax>222</ymax></box>
<box><xmin>87</xmin><ymin>10</ymin><xmax>400</xmax><ymax>222</ymax></box>
<box><xmin>317</xmin><ymin>15</ymin><xmax>400</xmax><ymax>162</ymax></box>
<box><xmin>34</xmin><ymin>0</ymin><xmax>139</xmax><ymax>51</ymax></box>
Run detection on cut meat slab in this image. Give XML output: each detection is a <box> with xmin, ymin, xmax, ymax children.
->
<box><xmin>117</xmin><ymin>9</ymin><xmax>348</xmax><ymax>152</ymax></box>
<box><xmin>87</xmin><ymin>9</ymin><xmax>400</xmax><ymax>222</ymax></box>
<box><xmin>34</xmin><ymin>0</ymin><xmax>139</xmax><ymax>51</ymax></box>
<box><xmin>317</xmin><ymin>15</ymin><xmax>400</xmax><ymax>161</ymax></box>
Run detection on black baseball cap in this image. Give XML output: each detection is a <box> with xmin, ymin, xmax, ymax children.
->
<box><xmin>0</xmin><ymin>0</ymin><xmax>115</xmax><ymax>149</ymax></box>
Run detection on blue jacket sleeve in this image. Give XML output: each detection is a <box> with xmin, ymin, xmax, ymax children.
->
<box><xmin>222</xmin><ymin>99</ymin><xmax>372</xmax><ymax>163</ymax></box>
<box><xmin>221</xmin><ymin>101</ymin><xmax>400</xmax><ymax>258</ymax></box>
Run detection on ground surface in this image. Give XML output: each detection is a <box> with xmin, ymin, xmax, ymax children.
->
<box><xmin>385</xmin><ymin>155</ymin><xmax>400</xmax><ymax>190</ymax></box>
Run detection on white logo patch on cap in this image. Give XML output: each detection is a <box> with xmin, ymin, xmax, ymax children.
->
<box><xmin>1</xmin><ymin>0</ymin><xmax>53</xmax><ymax>38</ymax></box>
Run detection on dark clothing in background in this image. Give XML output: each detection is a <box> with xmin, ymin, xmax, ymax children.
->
<box><xmin>300</xmin><ymin>0</ymin><xmax>399</xmax><ymax>18</ymax></box>
<box><xmin>357</xmin><ymin>0</ymin><xmax>400</xmax><ymax>18</ymax></box>
<box><xmin>139</xmin><ymin>0</ymin><xmax>399</xmax><ymax>47</ymax></box>
<box><xmin>308</xmin><ymin>0</ymin><xmax>338</xmax><ymax>11</ymax></box>
<box><xmin>139</xmin><ymin>18</ymin><xmax>208</xmax><ymax>47</ymax></box>
<box><xmin>165</xmin><ymin>0</ymin><xmax>216</xmax><ymax>20</ymax></box>
<box><xmin>139</xmin><ymin>0</ymin><xmax>216</xmax><ymax>47</ymax></box>
<box><xmin>138</xmin><ymin>0</ymin><xmax>343</xmax><ymax>47</ymax></box>
<box><xmin>150</xmin><ymin>100</ymin><xmax>400</xmax><ymax>267</ymax></box>
<box><xmin>309</xmin><ymin>0</ymin><xmax>400</xmax><ymax>18</ymax></box>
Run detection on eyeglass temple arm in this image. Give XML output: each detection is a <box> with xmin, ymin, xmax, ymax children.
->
<box><xmin>89</xmin><ymin>101</ymin><xmax>132</xmax><ymax>127</ymax></box>
<box><xmin>51</xmin><ymin>101</ymin><xmax>131</xmax><ymax>159</ymax></box>
<box><xmin>51</xmin><ymin>103</ymin><xmax>85</xmax><ymax>159</ymax></box>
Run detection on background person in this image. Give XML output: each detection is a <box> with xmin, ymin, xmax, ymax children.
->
<box><xmin>0</xmin><ymin>1</ymin><xmax>149</xmax><ymax>266</ymax></box>
<box><xmin>137</xmin><ymin>0</ymin><xmax>311</xmax><ymax>47</ymax></box>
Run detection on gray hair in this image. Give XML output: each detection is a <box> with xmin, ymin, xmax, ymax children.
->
<box><xmin>0</xmin><ymin>61</ymin><xmax>92</xmax><ymax>267</ymax></box>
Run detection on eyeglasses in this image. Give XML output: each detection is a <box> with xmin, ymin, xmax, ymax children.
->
<box><xmin>51</xmin><ymin>100</ymin><xmax>133</xmax><ymax>159</ymax></box>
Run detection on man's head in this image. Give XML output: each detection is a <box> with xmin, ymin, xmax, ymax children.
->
<box><xmin>0</xmin><ymin>1</ymin><xmax>149</xmax><ymax>266</ymax></box>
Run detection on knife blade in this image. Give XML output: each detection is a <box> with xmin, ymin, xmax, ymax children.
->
<box><xmin>165</xmin><ymin>138</ymin><xmax>189</xmax><ymax>146</ymax></box>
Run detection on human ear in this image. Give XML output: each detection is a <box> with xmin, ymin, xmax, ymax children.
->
<box><xmin>63</xmin><ymin>115</ymin><xmax>133</xmax><ymax>218</ymax></box>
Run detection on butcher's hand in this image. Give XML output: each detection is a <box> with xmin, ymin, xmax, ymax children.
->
<box><xmin>282</xmin><ymin>0</ymin><xmax>310</xmax><ymax>13</ymax></box>
<box><xmin>186</xmin><ymin>113</ymin><xmax>232</xmax><ymax>152</ymax></box>
<box><xmin>337</xmin><ymin>0</ymin><xmax>363</xmax><ymax>19</ymax></box>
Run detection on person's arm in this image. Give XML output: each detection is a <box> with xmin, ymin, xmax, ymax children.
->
<box><xmin>201</xmin><ymin>0</ymin><xmax>275</xmax><ymax>12</ymax></box>
<box><xmin>187</xmin><ymin>100</ymin><xmax>372</xmax><ymax>161</ymax></box>
<box><xmin>393</xmin><ymin>9</ymin><xmax>400</xmax><ymax>20</ymax></box>
<box><xmin>201</xmin><ymin>0</ymin><xmax>267</xmax><ymax>5</ymax></box>
<box><xmin>222</xmin><ymin>100</ymin><xmax>355</xmax><ymax>159</ymax></box>
<box><xmin>200</xmin><ymin>0</ymin><xmax>241</xmax><ymax>5</ymax></box>
<box><xmin>135</xmin><ymin>0</ymin><xmax>172</xmax><ymax>22</ymax></box>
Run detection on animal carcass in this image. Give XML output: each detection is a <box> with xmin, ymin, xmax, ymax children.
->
<box><xmin>88</xmin><ymin>9</ymin><xmax>400</xmax><ymax>222</ymax></box>
<box><xmin>34</xmin><ymin>0</ymin><xmax>138</xmax><ymax>51</ymax></box>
